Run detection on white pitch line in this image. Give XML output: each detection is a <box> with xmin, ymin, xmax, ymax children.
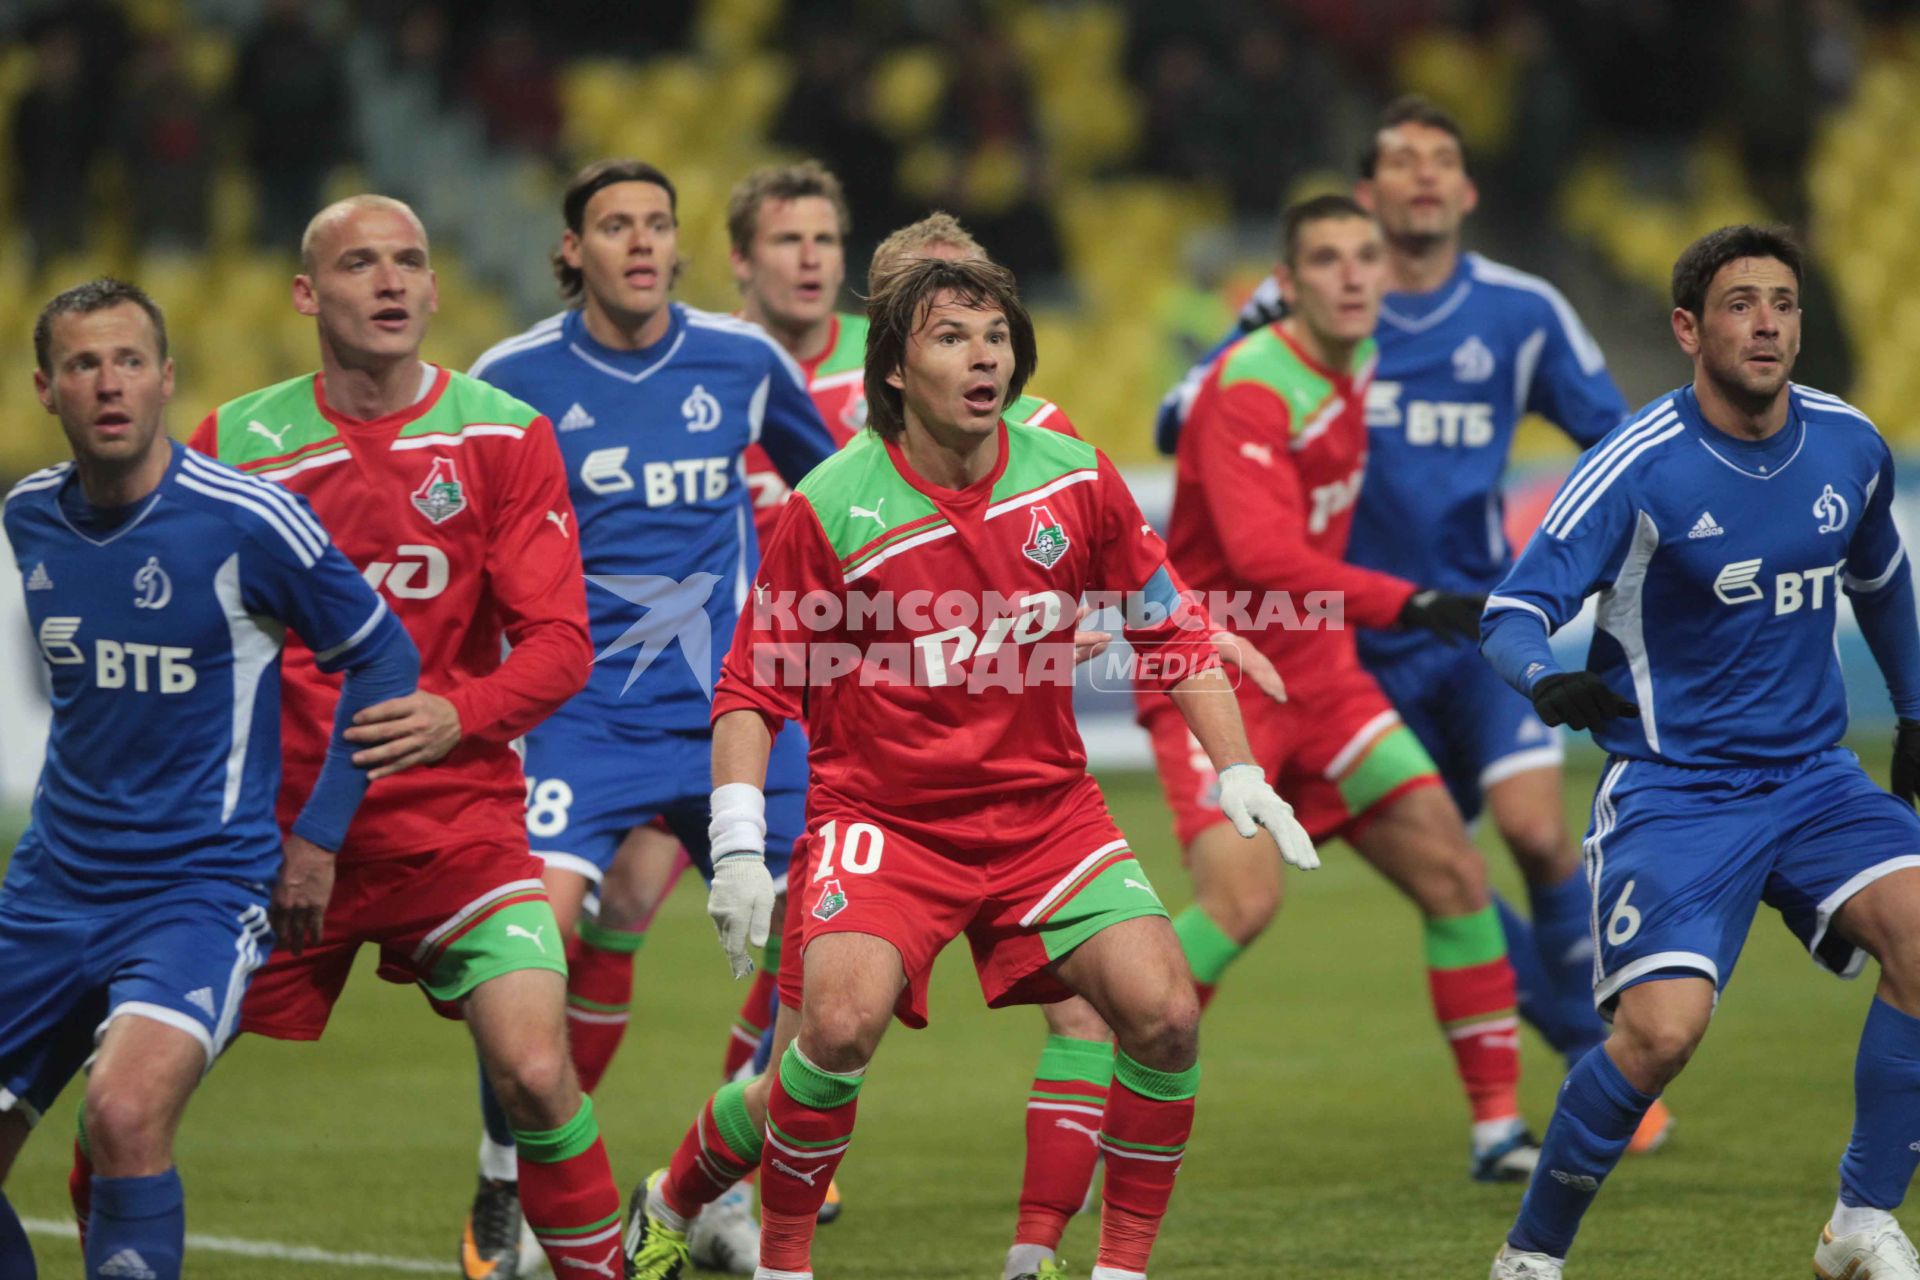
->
<box><xmin>21</xmin><ymin>1216</ymin><xmax>443</xmax><ymax>1273</ymax></box>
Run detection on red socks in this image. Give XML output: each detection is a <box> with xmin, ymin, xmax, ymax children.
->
<box><xmin>1095</xmin><ymin>1051</ymin><xmax>1198</xmax><ymax>1274</ymax></box>
<box><xmin>1425</xmin><ymin>907</ymin><xmax>1522</xmax><ymax>1122</ymax></box>
<box><xmin>758</xmin><ymin>1044</ymin><xmax>864</xmax><ymax>1274</ymax></box>
<box><xmin>661</xmin><ymin>1079</ymin><xmax>762</xmax><ymax>1220</ymax></box>
<box><xmin>1015</xmin><ymin>1034</ymin><xmax>1113</xmax><ymax>1250</ymax></box>
<box><xmin>514</xmin><ymin>1098</ymin><xmax>624</xmax><ymax>1275</ymax></box>
<box><xmin>566</xmin><ymin>918</ymin><xmax>644</xmax><ymax>1095</ymax></box>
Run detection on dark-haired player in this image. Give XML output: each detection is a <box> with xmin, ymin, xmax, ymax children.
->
<box><xmin>4</xmin><ymin>278</ymin><xmax>414</xmax><ymax>1280</ymax></box>
<box><xmin>466</xmin><ymin>159</ymin><xmax>835</xmax><ymax>1275</ymax></box>
<box><xmin>1487</xmin><ymin>225</ymin><xmax>1920</xmax><ymax>1279</ymax></box>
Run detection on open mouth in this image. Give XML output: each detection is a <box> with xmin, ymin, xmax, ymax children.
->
<box><xmin>94</xmin><ymin>410</ymin><xmax>132</xmax><ymax>429</ymax></box>
<box><xmin>962</xmin><ymin>381</ymin><xmax>1000</xmax><ymax>412</ymax></box>
<box><xmin>795</xmin><ymin>281</ymin><xmax>824</xmax><ymax>300</ymax></box>
<box><xmin>371</xmin><ymin>307</ymin><xmax>410</xmax><ymax>330</ymax></box>
<box><xmin>625</xmin><ymin>266</ymin><xmax>658</xmax><ymax>289</ymax></box>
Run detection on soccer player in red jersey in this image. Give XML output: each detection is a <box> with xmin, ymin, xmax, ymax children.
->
<box><xmin>626</xmin><ymin>256</ymin><xmax>1316</xmax><ymax>1280</ymax></box>
<box><xmin>168</xmin><ymin>195</ymin><xmax>621</xmax><ymax>1275</ymax></box>
<box><xmin>1152</xmin><ymin>194</ymin><xmax>1540</xmax><ymax>1182</ymax></box>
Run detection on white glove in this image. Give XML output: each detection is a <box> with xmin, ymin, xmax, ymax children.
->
<box><xmin>1217</xmin><ymin>763</ymin><xmax>1320</xmax><ymax>870</ymax></box>
<box><xmin>708</xmin><ymin>783</ymin><xmax>775</xmax><ymax>979</ymax></box>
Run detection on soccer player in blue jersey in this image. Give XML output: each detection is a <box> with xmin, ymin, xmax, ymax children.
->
<box><xmin>1484</xmin><ymin>224</ymin><xmax>1920</xmax><ymax>1279</ymax></box>
<box><xmin>1153</xmin><ymin>97</ymin><xmax>1639</xmax><ymax>1124</ymax></box>
<box><xmin>0</xmin><ymin>279</ymin><xmax>416</xmax><ymax>1280</ymax></box>
<box><xmin>459</xmin><ymin>158</ymin><xmax>836</xmax><ymax>1276</ymax></box>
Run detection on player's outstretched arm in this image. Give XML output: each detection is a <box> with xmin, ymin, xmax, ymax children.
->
<box><xmin>708</xmin><ymin>709</ymin><xmax>778</xmax><ymax>978</ymax></box>
<box><xmin>1167</xmin><ymin>666</ymin><xmax>1318</xmax><ymax>870</ymax></box>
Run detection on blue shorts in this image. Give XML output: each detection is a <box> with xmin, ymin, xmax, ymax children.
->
<box><xmin>0</xmin><ymin>878</ymin><xmax>272</xmax><ymax>1125</ymax></box>
<box><xmin>522</xmin><ymin>719</ymin><xmax>804</xmax><ymax>889</ymax></box>
<box><xmin>1585</xmin><ymin>749</ymin><xmax>1920</xmax><ymax>1018</ymax></box>
<box><xmin>1366</xmin><ymin>641</ymin><xmax>1562</xmax><ymax>824</ymax></box>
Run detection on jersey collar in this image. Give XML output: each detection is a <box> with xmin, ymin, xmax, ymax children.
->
<box><xmin>1378</xmin><ymin>252</ymin><xmax>1473</xmax><ymax>334</ymax></box>
<box><xmin>883</xmin><ymin>418</ymin><xmax>1010</xmax><ymax>507</ymax></box>
<box><xmin>1674</xmin><ymin>383</ymin><xmax>1807</xmax><ymax>480</ymax></box>
<box><xmin>311</xmin><ymin>364</ymin><xmax>450</xmax><ymax>437</ymax></box>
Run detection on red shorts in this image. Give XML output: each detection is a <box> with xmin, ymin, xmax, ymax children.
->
<box><xmin>240</xmin><ymin>842</ymin><xmax>556</xmax><ymax>1040</ymax></box>
<box><xmin>778</xmin><ymin>775</ymin><xmax>1168</xmax><ymax>1028</ymax></box>
<box><xmin>1140</xmin><ymin>660</ymin><xmax>1441</xmax><ymax>848</ymax></box>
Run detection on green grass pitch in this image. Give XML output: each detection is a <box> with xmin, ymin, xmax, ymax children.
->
<box><xmin>2</xmin><ymin>743</ymin><xmax>1903</xmax><ymax>1277</ymax></box>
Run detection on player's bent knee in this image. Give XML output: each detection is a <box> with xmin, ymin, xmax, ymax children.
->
<box><xmin>486</xmin><ymin>1045</ymin><xmax>578</xmax><ymax>1128</ymax></box>
<box><xmin>1609</xmin><ymin>1012</ymin><xmax>1706</xmax><ymax>1089</ymax></box>
<box><xmin>1042</xmin><ymin>997</ymin><xmax>1114</xmax><ymax>1042</ymax></box>
<box><xmin>83</xmin><ymin>1080</ymin><xmax>175</xmax><ymax>1173</ymax></box>
<box><xmin>799</xmin><ymin>1002</ymin><xmax>884</xmax><ymax>1073</ymax></box>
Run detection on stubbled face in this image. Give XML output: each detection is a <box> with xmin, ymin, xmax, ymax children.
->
<box><xmin>296</xmin><ymin>205</ymin><xmax>437</xmax><ymax>362</ymax></box>
<box><xmin>1280</xmin><ymin>215</ymin><xmax>1387</xmax><ymax>349</ymax></box>
<box><xmin>1676</xmin><ymin>255</ymin><xmax>1801</xmax><ymax>405</ymax></box>
<box><xmin>566</xmin><ymin>180</ymin><xmax>678</xmax><ymax>330</ymax></box>
<box><xmin>35</xmin><ymin>303</ymin><xmax>174</xmax><ymax>474</ymax></box>
<box><xmin>735</xmin><ymin>195</ymin><xmax>845</xmax><ymax>330</ymax></box>
<box><xmin>1358</xmin><ymin>120</ymin><xmax>1477</xmax><ymax>246</ymax></box>
<box><xmin>889</xmin><ymin>290</ymin><xmax>1013</xmax><ymax>439</ymax></box>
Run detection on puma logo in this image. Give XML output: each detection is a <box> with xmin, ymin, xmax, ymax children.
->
<box><xmin>247</xmin><ymin>420</ymin><xmax>293</xmax><ymax>450</ymax></box>
<box><xmin>505</xmin><ymin>924</ymin><xmax>547</xmax><ymax>952</ymax></box>
<box><xmin>771</xmin><ymin>1157</ymin><xmax>828</xmax><ymax>1186</ymax></box>
<box><xmin>545</xmin><ymin>509</ymin><xmax>571</xmax><ymax>538</ymax></box>
<box><xmin>849</xmin><ymin>498</ymin><xmax>886</xmax><ymax>528</ymax></box>
<box><xmin>1123</xmin><ymin>878</ymin><xmax>1156</xmax><ymax>896</ymax></box>
<box><xmin>1053</xmin><ymin>1117</ymin><xmax>1100</xmax><ymax>1144</ymax></box>
<box><xmin>557</xmin><ymin>1244</ymin><xmax>621</xmax><ymax>1277</ymax></box>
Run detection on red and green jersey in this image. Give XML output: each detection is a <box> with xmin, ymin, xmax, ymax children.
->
<box><xmin>716</xmin><ymin>419</ymin><xmax>1214</xmax><ymax>811</ymax></box>
<box><xmin>1168</xmin><ymin>323</ymin><xmax>1412</xmax><ymax>670</ymax></box>
<box><xmin>190</xmin><ymin>366</ymin><xmax>591</xmax><ymax>859</ymax></box>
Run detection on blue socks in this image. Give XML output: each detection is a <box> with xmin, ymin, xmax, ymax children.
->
<box><xmin>1496</xmin><ymin>888</ymin><xmax>1606</xmax><ymax>1068</ymax></box>
<box><xmin>1840</xmin><ymin>997</ymin><xmax>1920</xmax><ymax>1211</ymax></box>
<box><xmin>1509</xmin><ymin>1046</ymin><xmax>1656</xmax><ymax>1260</ymax></box>
<box><xmin>0</xmin><ymin>1190</ymin><xmax>35</xmax><ymax>1279</ymax></box>
<box><xmin>1529</xmin><ymin>870</ymin><xmax>1606</xmax><ymax>1064</ymax></box>
<box><xmin>88</xmin><ymin>1170</ymin><xmax>183</xmax><ymax>1280</ymax></box>
<box><xmin>479</xmin><ymin>1060</ymin><xmax>516</xmax><ymax>1152</ymax></box>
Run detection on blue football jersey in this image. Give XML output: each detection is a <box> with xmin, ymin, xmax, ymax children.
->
<box><xmin>1351</xmin><ymin>253</ymin><xmax>1626</xmax><ymax>662</ymax></box>
<box><xmin>470</xmin><ymin>304</ymin><xmax>836</xmax><ymax>732</ymax></box>
<box><xmin>1483</xmin><ymin>384</ymin><xmax>1907</xmax><ymax>765</ymax></box>
<box><xmin>2</xmin><ymin>442</ymin><xmax>395</xmax><ymax>906</ymax></box>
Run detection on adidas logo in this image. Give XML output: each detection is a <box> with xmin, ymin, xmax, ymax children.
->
<box><xmin>1687</xmin><ymin>511</ymin><xmax>1725</xmax><ymax>540</ymax></box>
<box><xmin>185</xmin><ymin>987</ymin><xmax>216</xmax><ymax>1017</ymax></box>
<box><xmin>25</xmin><ymin>561</ymin><xmax>53</xmax><ymax>590</ymax></box>
<box><xmin>98</xmin><ymin>1248</ymin><xmax>158</xmax><ymax>1279</ymax></box>
<box><xmin>557</xmin><ymin>402</ymin><xmax>596</xmax><ymax>432</ymax></box>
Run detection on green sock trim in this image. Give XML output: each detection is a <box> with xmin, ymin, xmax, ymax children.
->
<box><xmin>513</xmin><ymin>1096</ymin><xmax>600</xmax><ymax>1164</ymax></box>
<box><xmin>566</xmin><ymin>994</ymin><xmax>630</xmax><ymax>1015</ymax></box>
<box><xmin>1172</xmin><ymin>904</ymin><xmax>1244</xmax><ymax>986</ymax></box>
<box><xmin>1424</xmin><ymin>905</ymin><xmax>1506</xmax><ymax>970</ymax></box>
<box><xmin>777</xmin><ymin>1043</ymin><xmax>864</xmax><ymax>1111</ymax></box>
<box><xmin>577</xmin><ymin>917</ymin><xmax>647</xmax><ymax>954</ymax></box>
<box><xmin>762</xmin><ymin>926</ymin><xmax>783</xmax><ymax>977</ymax></box>
<box><xmin>1036</xmin><ymin>1033</ymin><xmax>1116</xmax><ymax>1086</ymax></box>
<box><xmin>533</xmin><ymin>1208</ymin><xmax>622</xmax><ymax>1240</ymax></box>
<box><xmin>710</xmin><ymin>1079</ymin><xmax>762</xmax><ymax>1161</ymax></box>
<box><xmin>1114</xmin><ymin>1050</ymin><xmax>1199</xmax><ymax>1102</ymax></box>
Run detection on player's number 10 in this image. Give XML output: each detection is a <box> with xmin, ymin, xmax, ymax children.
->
<box><xmin>813</xmin><ymin>820</ymin><xmax>885</xmax><ymax>881</ymax></box>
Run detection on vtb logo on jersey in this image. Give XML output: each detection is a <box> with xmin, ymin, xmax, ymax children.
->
<box><xmin>1814</xmin><ymin>483</ymin><xmax>1849</xmax><ymax>534</ymax></box>
<box><xmin>132</xmin><ymin>556</ymin><xmax>171</xmax><ymax>610</ymax></box>
<box><xmin>682</xmin><ymin>384</ymin><xmax>722</xmax><ymax>432</ymax></box>
<box><xmin>411</xmin><ymin>456</ymin><xmax>467</xmax><ymax>524</ymax></box>
<box><xmin>1023</xmin><ymin>505</ymin><xmax>1069</xmax><ymax>569</ymax></box>
<box><xmin>1714</xmin><ymin>556</ymin><xmax>1847</xmax><ymax>615</ymax></box>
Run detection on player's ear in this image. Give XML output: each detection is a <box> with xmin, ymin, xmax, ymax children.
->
<box><xmin>729</xmin><ymin>244</ymin><xmax>752</xmax><ymax>287</ymax></box>
<box><xmin>1671</xmin><ymin>306</ymin><xmax>1701</xmax><ymax>357</ymax></box>
<box><xmin>159</xmin><ymin>357</ymin><xmax>175</xmax><ymax>403</ymax></box>
<box><xmin>1461</xmin><ymin>176</ymin><xmax>1479</xmax><ymax>217</ymax></box>
<box><xmin>559</xmin><ymin>229</ymin><xmax>584</xmax><ymax>271</ymax></box>
<box><xmin>885</xmin><ymin>363</ymin><xmax>904</xmax><ymax>393</ymax></box>
<box><xmin>426</xmin><ymin>267</ymin><xmax>439</xmax><ymax>318</ymax></box>
<box><xmin>1353</xmin><ymin>180</ymin><xmax>1375</xmax><ymax>213</ymax></box>
<box><xmin>291</xmin><ymin>274</ymin><xmax>320</xmax><ymax>319</ymax></box>
<box><xmin>1274</xmin><ymin>263</ymin><xmax>1297</xmax><ymax>311</ymax></box>
<box><xmin>32</xmin><ymin>368</ymin><xmax>54</xmax><ymax>415</ymax></box>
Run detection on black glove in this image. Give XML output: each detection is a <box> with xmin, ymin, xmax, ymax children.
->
<box><xmin>1398</xmin><ymin>589</ymin><xmax>1488</xmax><ymax>643</ymax></box>
<box><xmin>1531</xmin><ymin>672</ymin><xmax>1639</xmax><ymax>731</ymax></box>
<box><xmin>1892</xmin><ymin>719</ymin><xmax>1920</xmax><ymax>807</ymax></box>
